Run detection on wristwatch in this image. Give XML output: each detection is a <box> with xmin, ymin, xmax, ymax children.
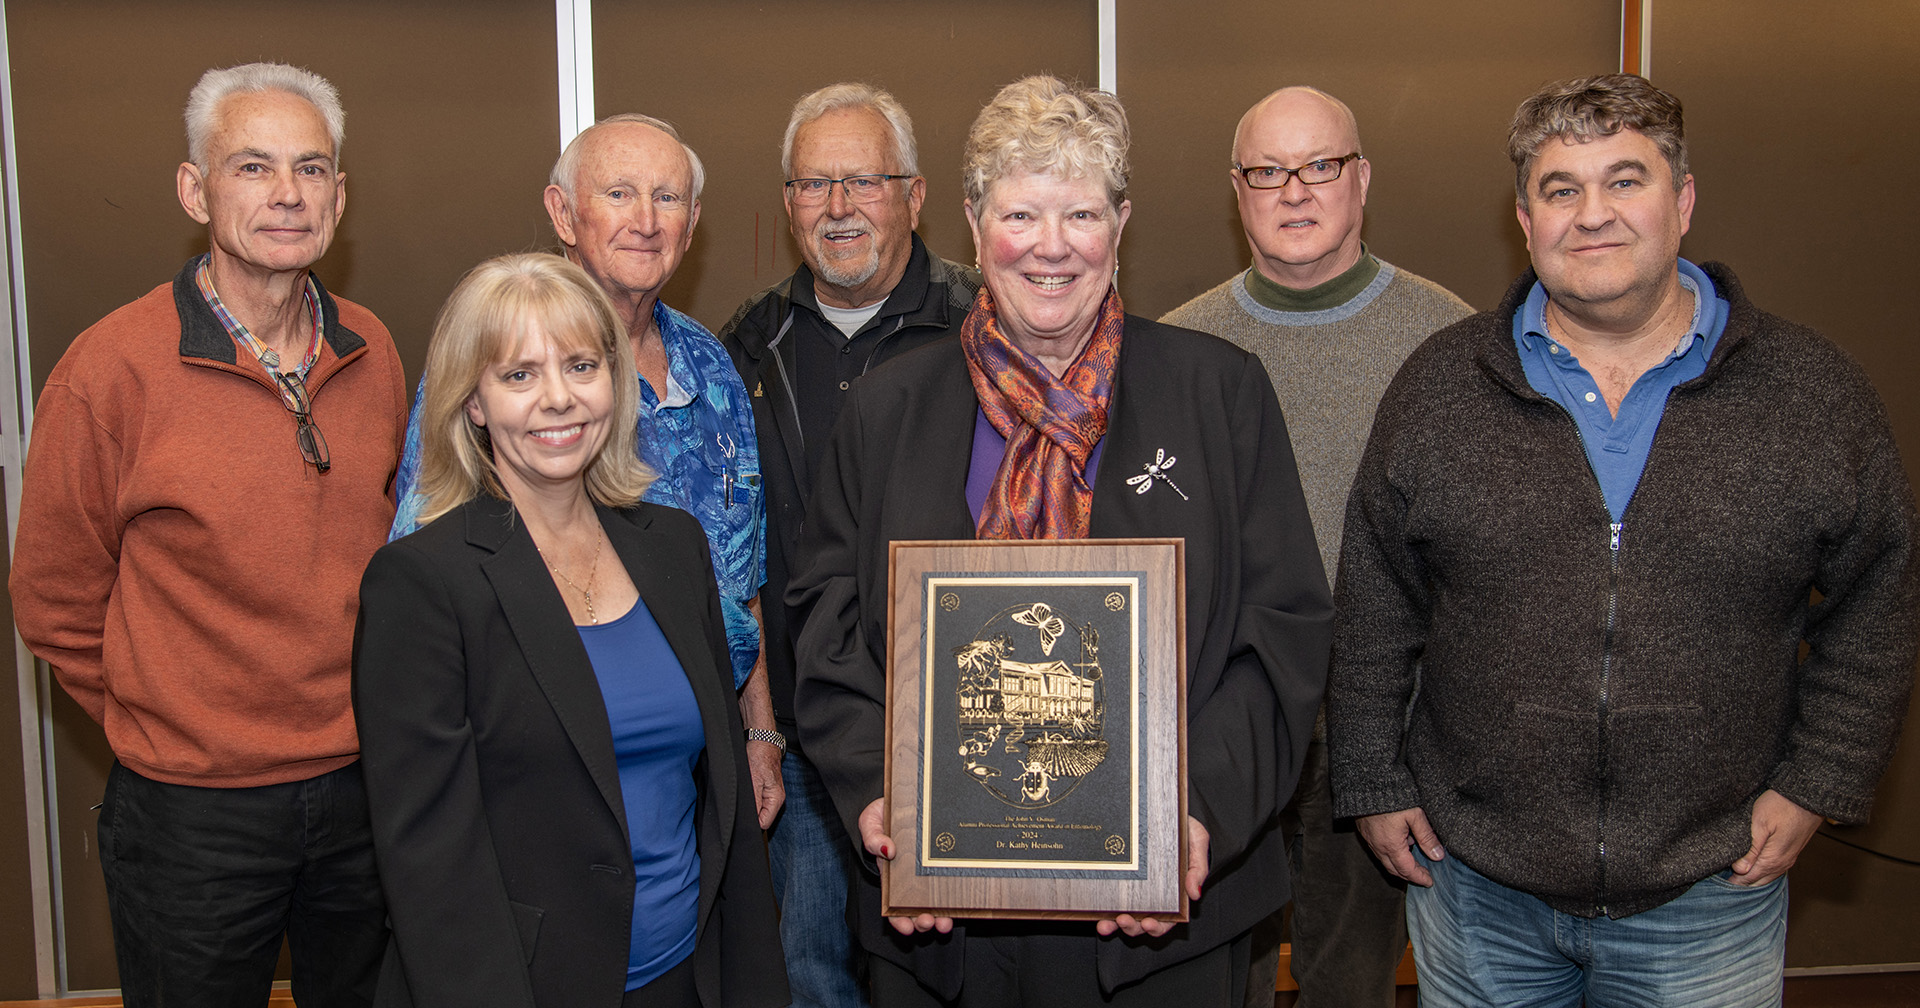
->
<box><xmin>745</xmin><ymin>728</ymin><xmax>788</xmax><ymax>754</ymax></box>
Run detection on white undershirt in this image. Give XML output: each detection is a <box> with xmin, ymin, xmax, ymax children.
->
<box><xmin>817</xmin><ymin>297</ymin><xmax>887</xmax><ymax>338</ymax></box>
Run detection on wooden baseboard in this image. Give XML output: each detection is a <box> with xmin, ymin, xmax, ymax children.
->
<box><xmin>0</xmin><ymin>990</ymin><xmax>295</xmax><ymax>998</ymax></box>
<box><xmin>1272</xmin><ymin>941</ymin><xmax>1418</xmax><ymax>992</ymax></box>
<box><xmin>3</xmin><ymin>946</ymin><xmax>1410</xmax><ymax>1002</ymax></box>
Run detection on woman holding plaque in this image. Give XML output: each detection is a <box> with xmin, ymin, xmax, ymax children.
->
<box><xmin>790</xmin><ymin>76</ymin><xmax>1333</xmax><ymax>1006</ymax></box>
<box><xmin>353</xmin><ymin>254</ymin><xmax>785</xmax><ymax>1008</ymax></box>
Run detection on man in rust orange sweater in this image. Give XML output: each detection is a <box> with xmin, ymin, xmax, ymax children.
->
<box><xmin>10</xmin><ymin>62</ymin><xmax>405</xmax><ymax>1007</ymax></box>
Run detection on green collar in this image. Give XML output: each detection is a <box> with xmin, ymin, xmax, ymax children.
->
<box><xmin>1244</xmin><ymin>245</ymin><xmax>1380</xmax><ymax>312</ymax></box>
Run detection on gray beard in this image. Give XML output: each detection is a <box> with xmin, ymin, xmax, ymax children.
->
<box><xmin>815</xmin><ymin>250</ymin><xmax>880</xmax><ymax>289</ymax></box>
<box><xmin>809</xmin><ymin>221</ymin><xmax>881</xmax><ymax>289</ymax></box>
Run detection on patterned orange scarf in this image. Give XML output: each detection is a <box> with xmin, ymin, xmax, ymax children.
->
<box><xmin>962</xmin><ymin>285</ymin><xmax>1124</xmax><ymax>540</ymax></box>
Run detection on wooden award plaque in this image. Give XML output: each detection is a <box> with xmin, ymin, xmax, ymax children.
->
<box><xmin>882</xmin><ymin>539</ymin><xmax>1187</xmax><ymax>921</ymax></box>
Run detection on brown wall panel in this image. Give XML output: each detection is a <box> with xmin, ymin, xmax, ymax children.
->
<box><xmin>0</xmin><ymin>479</ymin><xmax>33</xmax><ymax>998</ymax></box>
<box><xmin>1656</xmin><ymin>0</ymin><xmax>1920</xmax><ymax>968</ymax></box>
<box><xmin>8</xmin><ymin>0</ymin><xmax>561</xmax><ymax>393</ymax></box>
<box><xmin>1118</xmin><ymin>0</ymin><xmax>1621</xmax><ymax>317</ymax></box>
<box><xmin>44</xmin><ymin>689</ymin><xmax>114</xmax><ymax>991</ymax></box>
<box><xmin>592</xmin><ymin>0</ymin><xmax>1098</xmax><ymax>333</ymax></box>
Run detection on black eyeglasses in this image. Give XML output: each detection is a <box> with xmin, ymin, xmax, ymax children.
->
<box><xmin>273</xmin><ymin>371</ymin><xmax>330</xmax><ymax>473</ymax></box>
<box><xmin>784</xmin><ymin>174</ymin><xmax>914</xmax><ymax>205</ymax></box>
<box><xmin>1236</xmin><ymin>153</ymin><xmax>1363</xmax><ymax>189</ymax></box>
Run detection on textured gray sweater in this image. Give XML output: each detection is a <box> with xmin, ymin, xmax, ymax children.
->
<box><xmin>1163</xmin><ymin>261</ymin><xmax>1472</xmax><ymax>576</ymax></box>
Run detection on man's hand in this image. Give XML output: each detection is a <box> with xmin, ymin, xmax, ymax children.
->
<box><xmin>739</xmin><ymin>599</ymin><xmax>784</xmax><ymax>829</ymax></box>
<box><xmin>744</xmin><ymin>736</ymin><xmax>784</xmax><ymax>830</ymax></box>
<box><xmin>1356</xmin><ymin>807</ymin><xmax>1444</xmax><ymax>886</ymax></box>
<box><xmin>1097</xmin><ymin>816</ymin><xmax>1209</xmax><ymax>938</ymax></box>
<box><xmin>1730</xmin><ymin>789</ymin><xmax>1822</xmax><ymax>886</ymax></box>
<box><xmin>860</xmin><ymin>798</ymin><xmax>954</xmax><ymax>935</ymax></box>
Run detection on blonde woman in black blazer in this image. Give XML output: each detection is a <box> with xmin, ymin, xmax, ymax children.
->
<box><xmin>353</xmin><ymin>254</ymin><xmax>785</xmax><ymax>1008</ymax></box>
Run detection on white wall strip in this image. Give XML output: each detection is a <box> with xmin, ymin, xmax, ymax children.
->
<box><xmin>1638</xmin><ymin>0</ymin><xmax>1654</xmax><ymax>79</ymax></box>
<box><xmin>556</xmin><ymin>0</ymin><xmax>596</xmax><ymax>152</ymax></box>
<box><xmin>0</xmin><ymin>0</ymin><xmax>60</xmax><ymax>994</ymax></box>
<box><xmin>1098</xmin><ymin>0</ymin><xmax>1117</xmax><ymax>94</ymax></box>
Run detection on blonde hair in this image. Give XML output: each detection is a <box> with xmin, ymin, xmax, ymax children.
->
<box><xmin>962</xmin><ymin>76</ymin><xmax>1129</xmax><ymax>210</ymax></box>
<box><xmin>415</xmin><ymin>253</ymin><xmax>652</xmax><ymax>523</ymax></box>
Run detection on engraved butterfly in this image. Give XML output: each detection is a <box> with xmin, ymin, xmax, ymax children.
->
<box><xmin>1011</xmin><ymin>603</ymin><xmax>1067</xmax><ymax>656</ymax></box>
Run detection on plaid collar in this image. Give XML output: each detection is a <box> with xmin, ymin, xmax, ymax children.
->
<box><xmin>193</xmin><ymin>254</ymin><xmax>323</xmax><ymax>380</ymax></box>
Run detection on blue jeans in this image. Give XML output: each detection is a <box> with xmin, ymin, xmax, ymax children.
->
<box><xmin>1406</xmin><ymin>848</ymin><xmax>1786</xmax><ymax>1008</ymax></box>
<box><xmin>98</xmin><ymin>761</ymin><xmax>387</xmax><ymax>1008</ymax></box>
<box><xmin>769</xmin><ymin>750</ymin><xmax>870</xmax><ymax>1008</ymax></box>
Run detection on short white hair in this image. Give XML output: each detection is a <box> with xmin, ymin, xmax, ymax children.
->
<box><xmin>549</xmin><ymin>113</ymin><xmax>706</xmax><ymax>205</ymax></box>
<box><xmin>781</xmin><ymin>83</ymin><xmax>919</xmax><ymax>179</ymax></box>
<box><xmin>185</xmin><ymin>63</ymin><xmax>343</xmax><ymax>170</ymax></box>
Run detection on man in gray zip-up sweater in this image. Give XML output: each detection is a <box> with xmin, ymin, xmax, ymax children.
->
<box><xmin>719</xmin><ymin>83</ymin><xmax>979</xmax><ymax>1008</ymax></box>
<box><xmin>1328</xmin><ymin>74</ymin><xmax>1917</xmax><ymax>1007</ymax></box>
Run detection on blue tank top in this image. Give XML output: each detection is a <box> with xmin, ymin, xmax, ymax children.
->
<box><xmin>578</xmin><ymin>598</ymin><xmax>704</xmax><ymax>991</ymax></box>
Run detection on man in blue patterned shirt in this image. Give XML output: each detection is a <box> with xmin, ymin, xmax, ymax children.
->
<box><xmin>391</xmin><ymin>114</ymin><xmax>782</xmax><ymax>822</ymax></box>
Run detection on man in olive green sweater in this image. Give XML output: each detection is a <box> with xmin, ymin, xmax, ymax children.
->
<box><xmin>1162</xmin><ymin>86</ymin><xmax>1469</xmax><ymax>1008</ymax></box>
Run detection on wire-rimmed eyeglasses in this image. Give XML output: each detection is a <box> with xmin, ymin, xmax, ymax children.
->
<box><xmin>1236</xmin><ymin>153</ymin><xmax>1363</xmax><ymax>189</ymax></box>
<box><xmin>273</xmin><ymin>371</ymin><xmax>330</xmax><ymax>473</ymax></box>
<box><xmin>784</xmin><ymin>174</ymin><xmax>914</xmax><ymax>205</ymax></box>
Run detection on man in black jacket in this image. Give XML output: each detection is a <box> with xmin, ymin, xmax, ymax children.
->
<box><xmin>1329</xmin><ymin>74</ymin><xmax>1918</xmax><ymax>1007</ymax></box>
<box><xmin>719</xmin><ymin>82</ymin><xmax>978</xmax><ymax>1008</ymax></box>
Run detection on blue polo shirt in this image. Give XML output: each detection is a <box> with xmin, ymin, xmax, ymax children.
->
<box><xmin>1513</xmin><ymin>259</ymin><xmax>1728</xmax><ymax>522</ymax></box>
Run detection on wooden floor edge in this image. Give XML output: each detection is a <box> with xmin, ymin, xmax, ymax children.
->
<box><xmin>1272</xmin><ymin>941</ymin><xmax>1418</xmax><ymax>992</ymax></box>
<box><xmin>0</xmin><ymin>990</ymin><xmax>291</xmax><ymax>998</ymax></box>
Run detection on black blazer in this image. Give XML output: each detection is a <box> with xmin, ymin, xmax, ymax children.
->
<box><xmin>790</xmin><ymin>317</ymin><xmax>1333</xmax><ymax>995</ymax></box>
<box><xmin>353</xmin><ymin>496</ymin><xmax>786</xmax><ymax>1008</ymax></box>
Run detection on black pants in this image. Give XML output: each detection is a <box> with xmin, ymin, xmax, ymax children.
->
<box><xmin>872</xmin><ymin>924</ymin><xmax>1250</xmax><ymax>1008</ymax></box>
<box><xmin>622</xmin><ymin>953</ymin><xmax>699</xmax><ymax>1008</ymax></box>
<box><xmin>1273</xmin><ymin>733</ymin><xmax>1408</xmax><ymax>1008</ymax></box>
<box><xmin>98</xmin><ymin>761</ymin><xmax>387</xmax><ymax>1008</ymax></box>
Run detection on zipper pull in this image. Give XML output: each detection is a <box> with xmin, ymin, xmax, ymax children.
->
<box><xmin>1610</xmin><ymin>522</ymin><xmax>1623</xmax><ymax>553</ymax></box>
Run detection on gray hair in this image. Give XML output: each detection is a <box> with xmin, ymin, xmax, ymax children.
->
<box><xmin>962</xmin><ymin>76</ymin><xmax>1129</xmax><ymax>210</ymax></box>
<box><xmin>781</xmin><ymin>83</ymin><xmax>919</xmax><ymax>179</ymax></box>
<box><xmin>1508</xmin><ymin>74</ymin><xmax>1687</xmax><ymax>203</ymax></box>
<box><xmin>549</xmin><ymin>113</ymin><xmax>706</xmax><ymax>206</ymax></box>
<box><xmin>185</xmin><ymin>62</ymin><xmax>344</xmax><ymax>171</ymax></box>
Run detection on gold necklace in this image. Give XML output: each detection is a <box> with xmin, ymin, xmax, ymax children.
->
<box><xmin>536</xmin><ymin>535</ymin><xmax>604</xmax><ymax>624</ymax></box>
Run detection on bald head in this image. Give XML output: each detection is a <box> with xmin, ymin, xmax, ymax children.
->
<box><xmin>541</xmin><ymin>117</ymin><xmax>703</xmax><ymax>314</ymax></box>
<box><xmin>1229</xmin><ymin>85</ymin><xmax>1372</xmax><ymax>289</ymax></box>
<box><xmin>1233</xmin><ymin>86</ymin><xmax>1362</xmax><ymax>166</ymax></box>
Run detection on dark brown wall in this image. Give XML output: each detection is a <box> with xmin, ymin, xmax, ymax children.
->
<box><xmin>8</xmin><ymin>0</ymin><xmax>561</xmax><ymax>396</ymax></box>
<box><xmin>1656</xmin><ymin>0</ymin><xmax>1920</xmax><ymax>968</ymax></box>
<box><xmin>0</xmin><ymin>482</ymin><xmax>32</xmax><ymax>998</ymax></box>
<box><xmin>595</xmin><ymin>0</ymin><xmax>1098</xmax><ymax>334</ymax></box>
<box><xmin>1119</xmin><ymin>0</ymin><xmax>1622</xmax><ymax>317</ymax></box>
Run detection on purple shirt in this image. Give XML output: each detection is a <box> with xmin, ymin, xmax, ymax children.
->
<box><xmin>966</xmin><ymin>409</ymin><xmax>1105</xmax><ymax>525</ymax></box>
